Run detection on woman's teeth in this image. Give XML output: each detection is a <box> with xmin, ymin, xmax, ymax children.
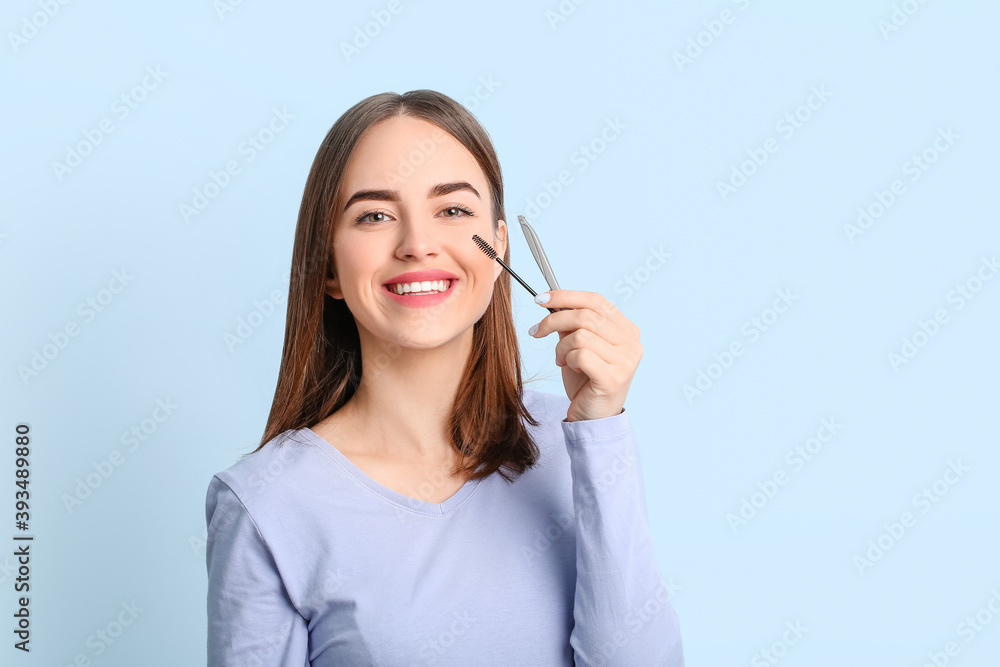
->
<box><xmin>389</xmin><ymin>279</ymin><xmax>452</xmax><ymax>295</ymax></box>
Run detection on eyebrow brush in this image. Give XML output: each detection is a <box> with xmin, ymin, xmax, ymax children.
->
<box><xmin>472</xmin><ymin>234</ymin><xmax>558</xmax><ymax>315</ymax></box>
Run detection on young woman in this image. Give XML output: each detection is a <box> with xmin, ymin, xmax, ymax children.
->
<box><xmin>205</xmin><ymin>89</ymin><xmax>684</xmax><ymax>666</ymax></box>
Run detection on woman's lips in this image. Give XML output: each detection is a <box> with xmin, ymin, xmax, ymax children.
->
<box><xmin>382</xmin><ymin>279</ymin><xmax>458</xmax><ymax>308</ymax></box>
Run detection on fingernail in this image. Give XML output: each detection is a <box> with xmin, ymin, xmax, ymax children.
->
<box><xmin>527</xmin><ymin>323</ymin><xmax>539</xmax><ymax>336</ymax></box>
<box><xmin>534</xmin><ymin>292</ymin><xmax>550</xmax><ymax>305</ymax></box>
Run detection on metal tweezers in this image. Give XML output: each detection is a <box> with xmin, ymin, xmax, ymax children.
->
<box><xmin>518</xmin><ymin>215</ymin><xmax>568</xmax><ymax>312</ymax></box>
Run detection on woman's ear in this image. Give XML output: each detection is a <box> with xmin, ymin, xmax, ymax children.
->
<box><xmin>325</xmin><ymin>266</ymin><xmax>343</xmax><ymax>300</ymax></box>
<box><xmin>493</xmin><ymin>219</ymin><xmax>508</xmax><ymax>281</ymax></box>
<box><xmin>497</xmin><ymin>218</ymin><xmax>507</xmax><ymax>254</ymax></box>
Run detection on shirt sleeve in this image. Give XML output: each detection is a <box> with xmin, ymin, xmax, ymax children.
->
<box><xmin>205</xmin><ymin>475</ymin><xmax>310</xmax><ymax>666</ymax></box>
<box><xmin>561</xmin><ymin>408</ymin><xmax>685</xmax><ymax>666</ymax></box>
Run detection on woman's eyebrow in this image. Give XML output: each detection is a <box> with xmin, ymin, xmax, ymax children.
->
<box><xmin>342</xmin><ymin>182</ymin><xmax>480</xmax><ymax>213</ymax></box>
<box><xmin>342</xmin><ymin>189</ymin><xmax>395</xmax><ymax>213</ymax></box>
<box><xmin>428</xmin><ymin>181</ymin><xmax>480</xmax><ymax>200</ymax></box>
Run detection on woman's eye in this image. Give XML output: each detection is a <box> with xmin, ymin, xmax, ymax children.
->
<box><xmin>442</xmin><ymin>206</ymin><xmax>474</xmax><ymax>218</ymax></box>
<box><xmin>356</xmin><ymin>209</ymin><xmax>390</xmax><ymax>224</ymax></box>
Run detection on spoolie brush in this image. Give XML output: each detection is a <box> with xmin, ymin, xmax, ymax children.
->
<box><xmin>472</xmin><ymin>234</ymin><xmax>558</xmax><ymax>314</ymax></box>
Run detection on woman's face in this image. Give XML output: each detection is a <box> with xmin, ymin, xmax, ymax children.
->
<box><xmin>326</xmin><ymin>115</ymin><xmax>507</xmax><ymax>350</ymax></box>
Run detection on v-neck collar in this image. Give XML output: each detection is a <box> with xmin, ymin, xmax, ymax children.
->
<box><xmin>299</xmin><ymin>427</ymin><xmax>485</xmax><ymax>516</ymax></box>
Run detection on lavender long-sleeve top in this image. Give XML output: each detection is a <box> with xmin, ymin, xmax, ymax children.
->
<box><xmin>205</xmin><ymin>388</ymin><xmax>684</xmax><ymax>665</ymax></box>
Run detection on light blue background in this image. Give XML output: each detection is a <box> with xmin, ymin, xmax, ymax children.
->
<box><xmin>2</xmin><ymin>0</ymin><xmax>998</xmax><ymax>665</ymax></box>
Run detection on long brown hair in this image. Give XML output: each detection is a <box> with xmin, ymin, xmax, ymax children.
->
<box><xmin>250</xmin><ymin>89</ymin><xmax>542</xmax><ymax>484</ymax></box>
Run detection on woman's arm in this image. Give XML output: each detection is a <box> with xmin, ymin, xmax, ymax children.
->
<box><xmin>562</xmin><ymin>410</ymin><xmax>685</xmax><ymax>666</ymax></box>
<box><xmin>528</xmin><ymin>289</ymin><xmax>683</xmax><ymax>663</ymax></box>
<box><xmin>205</xmin><ymin>475</ymin><xmax>310</xmax><ymax>666</ymax></box>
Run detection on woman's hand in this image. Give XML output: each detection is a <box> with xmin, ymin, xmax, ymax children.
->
<box><xmin>527</xmin><ymin>290</ymin><xmax>642</xmax><ymax>422</ymax></box>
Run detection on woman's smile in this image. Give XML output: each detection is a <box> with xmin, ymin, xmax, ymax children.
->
<box><xmin>382</xmin><ymin>277</ymin><xmax>458</xmax><ymax>308</ymax></box>
<box><xmin>380</xmin><ymin>267</ymin><xmax>462</xmax><ymax>308</ymax></box>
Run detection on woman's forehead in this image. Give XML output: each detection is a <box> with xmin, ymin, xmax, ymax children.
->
<box><xmin>343</xmin><ymin>120</ymin><xmax>487</xmax><ymax>192</ymax></box>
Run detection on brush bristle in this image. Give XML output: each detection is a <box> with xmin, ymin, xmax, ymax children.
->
<box><xmin>472</xmin><ymin>234</ymin><xmax>497</xmax><ymax>259</ymax></box>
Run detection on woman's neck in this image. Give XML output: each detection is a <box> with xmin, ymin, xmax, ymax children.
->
<box><xmin>343</xmin><ymin>328</ymin><xmax>473</xmax><ymax>463</ymax></box>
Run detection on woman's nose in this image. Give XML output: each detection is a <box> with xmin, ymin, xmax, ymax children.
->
<box><xmin>395</xmin><ymin>217</ymin><xmax>441</xmax><ymax>259</ymax></box>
